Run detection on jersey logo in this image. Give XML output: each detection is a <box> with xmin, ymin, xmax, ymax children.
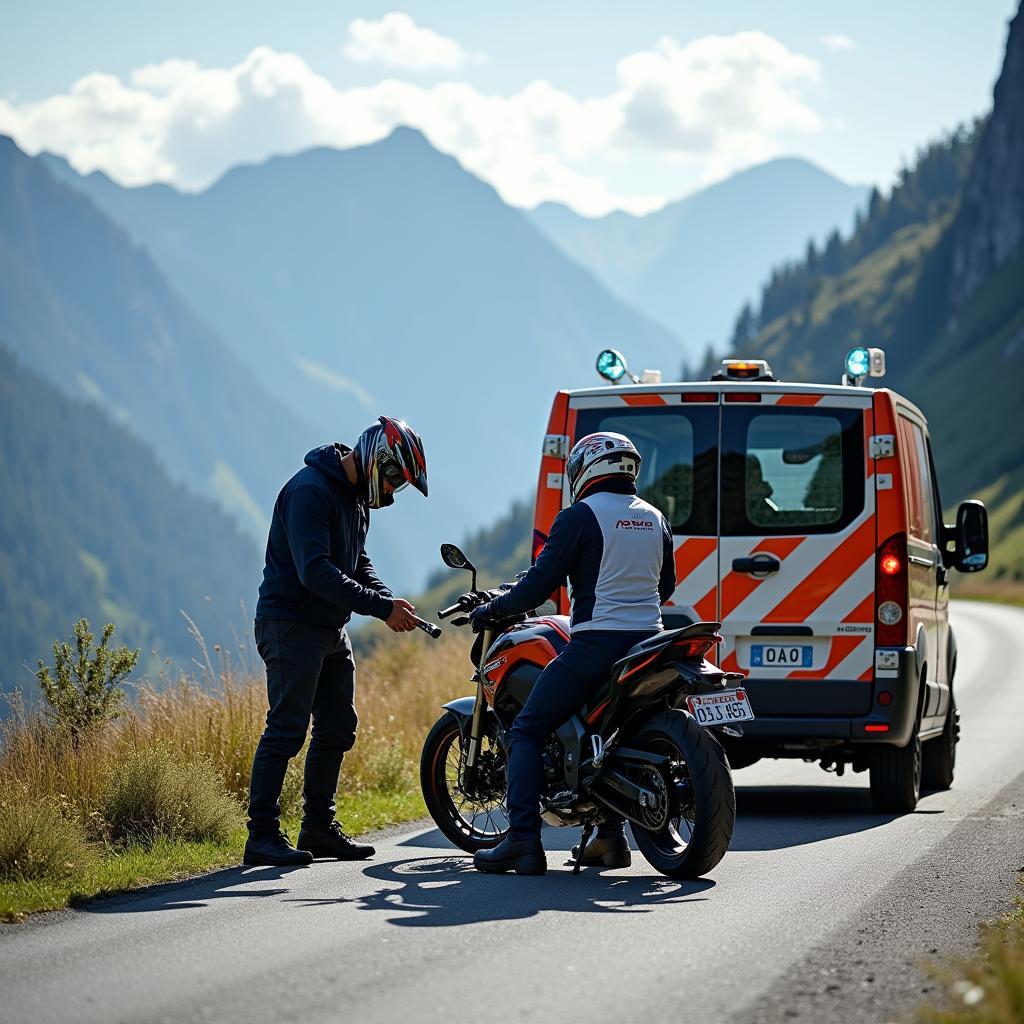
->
<box><xmin>616</xmin><ymin>518</ymin><xmax>655</xmax><ymax>530</ymax></box>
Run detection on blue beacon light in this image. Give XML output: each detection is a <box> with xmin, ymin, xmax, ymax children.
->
<box><xmin>596</xmin><ymin>348</ymin><xmax>628</xmax><ymax>383</ymax></box>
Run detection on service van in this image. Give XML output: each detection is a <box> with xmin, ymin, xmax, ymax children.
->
<box><xmin>531</xmin><ymin>348</ymin><xmax>989</xmax><ymax>812</ymax></box>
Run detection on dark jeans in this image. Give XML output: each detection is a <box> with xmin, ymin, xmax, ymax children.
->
<box><xmin>506</xmin><ymin>629</ymin><xmax>656</xmax><ymax>841</ymax></box>
<box><xmin>247</xmin><ymin>618</ymin><xmax>357</xmax><ymax>837</ymax></box>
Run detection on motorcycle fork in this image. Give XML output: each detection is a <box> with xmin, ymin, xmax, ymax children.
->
<box><xmin>463</xmin><ymin>627</ymin><xmax>493</xmax><ymax>783</ymax></box>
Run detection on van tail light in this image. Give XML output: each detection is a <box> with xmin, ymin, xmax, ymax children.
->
<box><xmin>532</xmin><ymin>529</ymin><xmax>548</xmax><ymax>564</ymax></box>
<box><xmin>875</xmin><ymin>532</ymin><xmax>908</xmax><ymax>646</ymax></box>
<box><xmin>673</xmin><ymin>634</ymin><xmax>722</xmax><ymax>659</ymax></box>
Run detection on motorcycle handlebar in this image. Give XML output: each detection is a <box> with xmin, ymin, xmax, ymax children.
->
<box><xmin>414</xmin><ymin>616</ymin><xmax>442</xmax><ymax>639</ymax></box>
<box><xmin>437</xmin><ymin>603</ymin><xmax>464</xmax><ymax>620</ymax></box>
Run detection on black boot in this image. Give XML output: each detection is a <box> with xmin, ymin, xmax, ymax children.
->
<box><xmin>474</xmin><ymin>836</ymin><xmax>547</xmax><ymax>875</ymax></box>
<box><xmin>570</xmin><ymin>832</ymin><xmax>632</xmax><ymax>869</ymax></box>
<box><xmin>297</xmin><ymin>820</ymin><xmax>375</xmax><ymax>860</ymax></box>
<box><xmin>243</xmin><ymin>830</ymin><xmax>314</xmax><ymax>867</ymax></box>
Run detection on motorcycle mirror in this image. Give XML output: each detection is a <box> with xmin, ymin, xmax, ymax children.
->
<box><xmin>440</xmin><ymin>543</ymin><xmax>478</xmax><ymax>592</ymax></box>
<box><xmin>440</xmin><ymin>543</ymin><xmax>472</xmax><ymax>570</ymax></box>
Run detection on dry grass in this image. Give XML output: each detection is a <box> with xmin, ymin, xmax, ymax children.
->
<box><xmin>918</xmin><ymin>897</ymin><xmax>1024</xmax><ymax>1022</ymax></box>
<box><xmin>0</xmin><ymin>629</ymin><xmax>472</xmax><ymax>915</ymax></box>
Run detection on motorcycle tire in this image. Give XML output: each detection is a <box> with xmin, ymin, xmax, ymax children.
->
<box><xmin>420</xmin><ymin>711</ymin><xmax>509</xmax><ymax>854</ymax></box>
<box><xmin>627</xmin><ymin>710</ymin><xmax>735</xmax><ymax>879</ymax></box>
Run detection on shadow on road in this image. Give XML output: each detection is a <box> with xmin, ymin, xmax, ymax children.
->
<box><xmin>79</xmin><ymin>863</ymin><xmax>308</xmax><ymax>915</ymax></box>
<box><xmin>284</xmin><ymin>854</ymin><xmax>714</xmax><ymax>928</ymax></box>
<box><xmin>729</xmin><ymin>785</ymin><xmax>917</xmax><ymax>851</ymax></box>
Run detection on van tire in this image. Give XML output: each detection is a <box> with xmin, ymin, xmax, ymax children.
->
<box><xmin>869</xmin><ymin>729</ymin><xmax>921</xmax><ymax>813</ymax></box>
<box><xmin>922</xmin><ymin>695</ymin><xmax>957</xmax><ymax>791</ymax></box>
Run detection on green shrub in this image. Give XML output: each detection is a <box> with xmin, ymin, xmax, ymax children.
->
<box><xmin>0</xmin><ymin>789</ymin><xmax>96</xmax><ymax>881</ymax></box>
<box><xmin>35</xmin><ymin>619</ymin><xmax>139</xmax><ymax>741</ymax></box>
<box><xmin>101</xmin><ymin>746</ymin><xmax>242</xmax><ymax>847</ymax></box>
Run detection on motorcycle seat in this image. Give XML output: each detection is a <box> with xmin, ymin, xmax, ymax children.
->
<box><xmin>611</xmin><ymin>621</ymin><xmax>723</xmax><ymax>675</ymax></box>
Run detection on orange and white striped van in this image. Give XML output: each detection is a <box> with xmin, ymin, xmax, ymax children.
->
<box><xmin>532</xmin><ymin>351</ymin><xmax>989</xmax><ymax>811</ymax></box>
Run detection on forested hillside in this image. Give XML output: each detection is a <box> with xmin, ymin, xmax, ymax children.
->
<box><xmin>0</xmin><ymin>345</ymin><xmax>262</xmax><ymax>694</ymax></box>
<box><xmin>726</xmin><ymin>7</ymin><xmax>1024</xmax><ymax>581</ymax></box>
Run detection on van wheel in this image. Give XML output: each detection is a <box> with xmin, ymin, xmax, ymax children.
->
<box><xmin>869</xmin><ymin>729</ymin><xmax>921</xmax><ymax>813</ymax></box>
<box><xmin>922</xmin><ymin>695</ymin><xmax>958</xmax><ymax>791</ymax></box>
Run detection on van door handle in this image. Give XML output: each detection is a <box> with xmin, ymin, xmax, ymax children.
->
<box><xmin>732</xmin><ymin>554</ymin><xmax>781</xmax><ymax>577</ymax></box>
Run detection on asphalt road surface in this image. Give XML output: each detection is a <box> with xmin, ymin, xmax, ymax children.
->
<box><xmin>3</xmin><ymin>601</ymin><xmax>1023</xmax><ymax>1024</ymax></box>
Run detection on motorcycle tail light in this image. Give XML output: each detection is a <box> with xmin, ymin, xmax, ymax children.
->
<box><xmin>672</xmin><ymin>635</ymin><xmax>722</xmax><ymax>659</ymax></box>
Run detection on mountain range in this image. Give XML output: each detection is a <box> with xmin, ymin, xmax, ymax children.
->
<box><xmin>0</xmin><ymin>137</ymin><xmax>315</xmax><ymax>538</ymax></box>
<box><xmin>529</xmin><ymin>157</ymin><xmax>869</xmax><ymax>357</ymax></box>
<box><xmin>39</xmin><ymin>127</ymin><xmax>691</xmax><ymax>586</ymax></box>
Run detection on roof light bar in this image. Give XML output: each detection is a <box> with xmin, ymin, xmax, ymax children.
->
<box><xmin>712</xmin><ymin>359</ymin><xmax>775</xmax><ymax>382</ymax></box>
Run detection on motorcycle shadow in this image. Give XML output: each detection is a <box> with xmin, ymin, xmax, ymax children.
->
<box><xmin>337</xmin><ymin>855</ymin><xmax>715</xmax><ymax>928</ymax></box>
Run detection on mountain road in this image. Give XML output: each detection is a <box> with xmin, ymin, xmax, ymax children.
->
<box><xmin>2</xmin><ymin>601</ymin><xmax>1023</xmax><ymax>1024</ymax></box>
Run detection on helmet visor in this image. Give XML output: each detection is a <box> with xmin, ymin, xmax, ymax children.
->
<box><xmin>379</xmin><ymin>452</ymin><xmax>410</xmax><ymax>492</ymax></box>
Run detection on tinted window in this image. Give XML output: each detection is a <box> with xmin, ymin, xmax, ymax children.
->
<box><xmin>900</xmin><ymin>417</ymin><xmax>936</xmax><ymax>542</ymax></box>
<box><xmin>574</xmin><ymin>405</ymin><xmax>717</xmax><ymax>534</ymax></box>
<box><xmin>722</xmin><ymin>406</ymin><xmax>864</xmax><ymax>535</ymax></box>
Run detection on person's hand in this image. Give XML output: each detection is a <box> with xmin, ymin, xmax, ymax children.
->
<box><xmin>469</xmin><ymin>602</ymin><xmax>498</xmax><ymax>632</ymax></box>
<box><xmin>386</xmin><ymin>598</ymin><xmax>418</xmax><ymax>632</ymax></box>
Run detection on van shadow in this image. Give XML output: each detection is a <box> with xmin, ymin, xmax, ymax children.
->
<box><xmin>286</xmin><ymin>855</ymin><xmax>715</xmax><ymax>928</ymax></box>
<box><xmin>730</xmin><ymin>784</ymin><xmax>911</xmax><ymax>851</ymax></box>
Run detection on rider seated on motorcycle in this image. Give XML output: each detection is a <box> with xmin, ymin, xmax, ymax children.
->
<box><xmin>470</xmin><ymin>432</ymin><xmax>675</xmax><ymax>875</ymax></box>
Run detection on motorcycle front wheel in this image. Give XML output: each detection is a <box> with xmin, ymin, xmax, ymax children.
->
<box><xmin>626</xmin><ymin>710</ymin><xmax>736</xmax><ymax>879</ymax></box>
<box><xmin>420</xmin><ymin>711</ymin><xmax>510</xmax><ymax>853</ymax></box>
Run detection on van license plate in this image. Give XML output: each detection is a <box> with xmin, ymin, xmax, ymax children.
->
<box><xmin>687</xmin><ymin>689</ymin><xmax>755</xmax><ymax>727</ymax></box>
<box><xmin>750</xmin><ymin>644</ymin><xmax>812</xmax><ymax>668</ymax></box>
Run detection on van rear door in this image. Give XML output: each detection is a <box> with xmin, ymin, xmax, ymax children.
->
<box><xmin>568</xmin><ymin>394</ymin><xmax>719</xmax><ymax>627</ymax></box>
<box><xmin>717</xmin><ymin>393</ymin><xmax>876</xmax><ymax>719</ymax></box>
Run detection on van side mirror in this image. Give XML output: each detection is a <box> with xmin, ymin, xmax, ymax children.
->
<box><xmin>950</xmin><ymin>500</ymin><xmax>988</xmax><ymax>573</ymax></box>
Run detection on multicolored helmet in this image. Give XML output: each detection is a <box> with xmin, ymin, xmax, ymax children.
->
<box><xmin>566</xmin><ymin>431</ymin><xmax>641</xmax><ymax>503</ymax></box>
<box><xmin>354</xmin><ymin>416</ymin><xmax>428</xmax><ymax>509</ymax></box>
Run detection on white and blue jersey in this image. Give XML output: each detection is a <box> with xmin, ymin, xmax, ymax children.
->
<box><xmin>488</xmin><ymin>480</ymin><xmax>675</xmax><ymax>632</ymax></box>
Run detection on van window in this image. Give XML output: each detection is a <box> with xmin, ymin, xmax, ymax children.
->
<box><xmin>899</xmin><ymin>417</ymin><xmax>936</xmax><ymax>542</ymax></box>
<box><xmin>573</xmin><ymin>406</ymin><xmax>717</xmax><ymax>534</ymax></box>
<box><xmin>721</xmin><ymin>406</ymin><xmax>864</xmax><ymax>536</ymax></box>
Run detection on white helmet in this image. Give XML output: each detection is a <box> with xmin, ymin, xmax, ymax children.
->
<box><xmin>566</xmin><ymin>432</ymin><xmax>641</xmax><ymax>503</ymax></box>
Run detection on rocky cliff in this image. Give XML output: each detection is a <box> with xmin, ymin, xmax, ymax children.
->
<box><xmin>950</xmin><ymin>2</ymin><xmax>1024</xmax><ymax>310</ymax></box>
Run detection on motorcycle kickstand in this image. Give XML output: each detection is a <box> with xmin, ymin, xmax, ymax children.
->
<box><xmin>573</xmin><ymin>821</ymin><xmax>595</xmax><ymax>875</ymax></box>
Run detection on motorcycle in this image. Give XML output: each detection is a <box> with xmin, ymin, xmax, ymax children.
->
<box><xmin>419</xmin><ymin>543</ymin><xmax>752</xmax><ymax>878</ymax></box>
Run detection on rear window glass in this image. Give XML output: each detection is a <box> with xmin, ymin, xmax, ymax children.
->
<box><xmin>574</xmin><ymin>406</ymin><xmax>717</xmax><ymax>534</ymax></box>
<box><xmin>722</xmin><ymin>406</ymin><xmax>864</xmax><ymax>536</ymax></box>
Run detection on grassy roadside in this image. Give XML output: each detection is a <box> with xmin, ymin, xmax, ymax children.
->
<box><xmin>1</xmin><ymin>631</ymin><xmax>469</xmax><ymax>922</ymax></box>
<box><xmin>917</xmin><ymin>895</ymin><xmax>1024</xmax><ymax>1022</ymax></box>
<box><xmin>952</xmin><ymin>578</ymin><xmax>1024</xmax><ymax>608</ymax></box>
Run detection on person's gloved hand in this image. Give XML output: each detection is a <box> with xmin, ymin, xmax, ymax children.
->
<box><xmin>469</xmin><ymin>602</ymin><xmax>501</xmax><ymax>631</ymax></box>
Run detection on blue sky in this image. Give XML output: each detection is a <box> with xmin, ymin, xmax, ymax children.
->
<box><xmin>1</xmin><ymin>1</ymin><xmax>1016</xmax><ymax>213</ymax></box>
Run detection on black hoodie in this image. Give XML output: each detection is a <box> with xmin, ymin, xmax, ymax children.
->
<box><xmin>256</xmin><ymin>444</ymin><xmax>393</xmax><ymax>628</ymax></box>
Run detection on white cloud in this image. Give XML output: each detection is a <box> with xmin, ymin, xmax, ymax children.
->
<box><xmin>819</xmin><ymin>33</ymin><xmax>857</xmax><ymax>52</ymax></box>
<box><xmin>0</xmin><ymin>31</ymin><xmax>825</xmax><ymax>215</ymax></box>
<box><xmin>613</xmin><ymin>32</ymin><xmax>822</xmax><ymax>180</ymax></box>
<box><xmin>342</xmin><ymin>12</ymin><xmax>480</xmax><ymax>71</ymax></box>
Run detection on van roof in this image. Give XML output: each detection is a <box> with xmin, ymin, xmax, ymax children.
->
<box><xmin>563</xmin><ymin>380</ymin><xmax>926</xmax><ymax>421</ymax></box>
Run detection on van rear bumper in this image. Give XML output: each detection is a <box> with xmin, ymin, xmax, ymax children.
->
<box><xmin>736</xmin><ymin>647</ymin><xmax>919</xmax><ymax>748</ymax></box>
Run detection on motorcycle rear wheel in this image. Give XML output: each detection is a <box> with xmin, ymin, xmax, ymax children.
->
<box><xmin>420</xmin><ymin>711</ymin><xmax>510</xmax><ymax>854</ymax></box>
<box><xmin>627</xmin><ymin>710</ymin><xmax>736</xmax><ymax>879</ymax></box>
